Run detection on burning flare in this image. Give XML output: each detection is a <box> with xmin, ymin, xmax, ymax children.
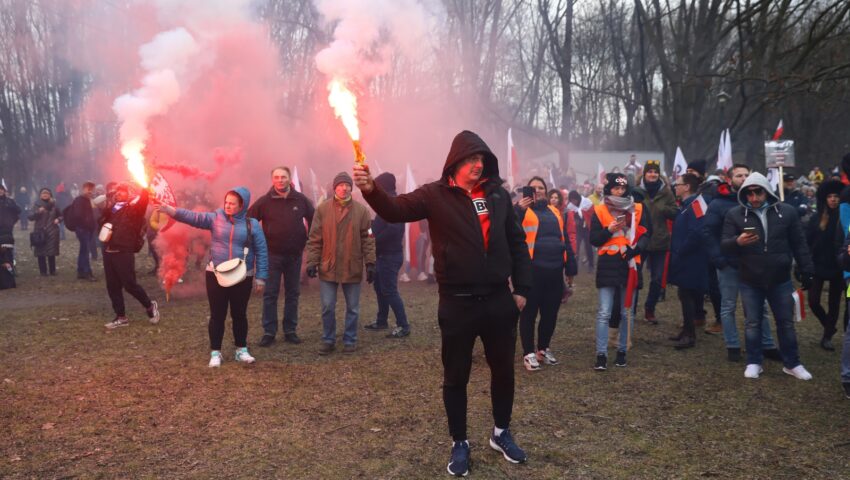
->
<box><xmin>122</xmin><ymin>139</ymin><xmax>150</xmax><ymax>188</ymax></box>
<box><xmin>327</xmin><ymin>78</ymin><xmax>366</xmax><ymax>163</ymax></box>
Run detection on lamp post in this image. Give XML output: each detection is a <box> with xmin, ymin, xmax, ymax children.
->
<box><xmin>717</xmin><ymin>89</ymin><xmax>731</xmax><ymax>129</ymax></box>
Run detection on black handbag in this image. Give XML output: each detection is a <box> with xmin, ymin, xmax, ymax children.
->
<box><xmin>30</xmin><ymin>229</ymin><xmax>46</xmax><ymax>247</ymax></box>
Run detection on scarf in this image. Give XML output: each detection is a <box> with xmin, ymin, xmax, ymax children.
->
<box><xmin>603</xmin><ymin>194</ymin><xmax>634</xmax><ymax>216</ymax></box>
<box><xmin>642</xmin><ymin>179</ymin><xmax>661</xmax><ymax>199</ymax></box>
<box><xmin>334</xmin><ymin>194</ymin><xmax>352</xmax><ymax>207</ymax></box>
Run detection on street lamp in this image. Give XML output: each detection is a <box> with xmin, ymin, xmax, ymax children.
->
<box><xmin>717</xmin><ymin>89</ymin><xmax>731</xmax><ymax>128</ymax></box>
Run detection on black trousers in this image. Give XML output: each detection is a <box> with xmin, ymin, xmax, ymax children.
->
<box><xmin>678</xmin><ymin>287</ymin><xmax>703</xmax><ymax>337</ymax></box>
<box><xmin>520</xmin><ymin>266</ymin><xmax>564</xmax><ymax>354</ymax></box>
<box><xmin>37</xmin><ymin>255</ymin><xmax>56</xmax><ymax>275</ymax></box>
<box><xmin>809</xmin><ymin>275</ymin><xmax>845</xmax><ymax>339</ymax></box>
<box><xmin>103</xmin><ymin>251</ymin><xmax>152</xmax><ymax>317</ymax></box>
<box><xmin>439</xmin><ymin>286</ymin><xmax>519</xmax><ymax>441</ymax></box>
<box><xmin>205</xmin><ymin>271</ymin><xmax>252</xmax><ymax>350</ymax></box>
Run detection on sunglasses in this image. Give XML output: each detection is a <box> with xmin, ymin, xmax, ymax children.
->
<box><xmin>744</xmin><ymin>188</ymin><xmax>765</xmax><ymax>196</ymax></box>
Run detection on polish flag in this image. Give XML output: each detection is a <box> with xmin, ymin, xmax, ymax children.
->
<box><xmin>772</xmin><ymin>120</ymin><xmax>784</xmax><ymax>141</ymax></box>
<box><xmin>791</xmin><ymin>289</ymin><xmax>806</xmax><ymax>322</ymax></box>
<box><xmin>672</xmin><ymin>146</ymin><xmax>687</xmax><ymax>180</ymax></box>
<box><xmin>691</xmin><ymin>194</ymin><xmax>708</xmax><ymax>218</ymax></box>
<box><xmin>403</xmin><ymin>164</ymin><xmax>421</xmax><ymax>270</ymax></box>
<box><xmin>717</xmin><ymin>129</ymin><xmax>733</xmax><ymax>172</ymax></box>
<box><xmin>597</xmin><ymin>162</ymin><xmax>605</xmax><ymax>185</ymax></box>
<box><xmin>507</xmin><ymin>128</ymin><xmax>519</xmax><ymax>190</ymax></box>
<box><xmin>309</xmin><ymin>168</ymin><xmax>321</xmax><ymax>206</ymax></box>
<box><xmin>291</xmin><ymin>165</ymin><xmax>302</xmax><ymax>192</ymax></box>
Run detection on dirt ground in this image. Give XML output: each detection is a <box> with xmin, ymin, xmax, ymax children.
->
<box><xmin>2</xmin><ymin>228</ymin><xmax>849</xmax><ymax>479</ymax></box>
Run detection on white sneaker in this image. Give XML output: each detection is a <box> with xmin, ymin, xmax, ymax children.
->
<box><xmin>209</xmin><ymin>351</ymin><xmax>222</xmax><ymax>368</ymax></box>
<box><xmin>523</xmin><ymin>353</ymin><xmax>541</xmax><ymax>371</ymax></box>
<box><xmin>417</xmin><ymin>272</ymin><xmax>429</xmax><ymax>281</ymax></box>
<box><xmin>537</xmin><ymin>349</ymin><xmax>559</xmax><ymax>365</ymax></box>
<box><xmin>399</xmin><ymin>272</ymin><xmax>411</xmax><ymax>282</ymax></box>
<box><xmin>104</xmin><ymin>316</ymin><xmax>129</xmax><ymax>329</ymax></box>
<box><xmin>783</xmin><ymin>365</ymin><xmax>813</xmax><ymax>380</ymax></box>
<box><xmin>744</xmin><ymin>364</ymin><xmax>763</xmax><ymax>379</ymax></box>
<box><xmin>234</xmin><ymin>347</ymin><xmax>255</xmax><ymax>364</ymax></box>
<box><xmin>147</xmin><ymin>300</ymin><xmax>160</xmax><ymax>324</ymax></box>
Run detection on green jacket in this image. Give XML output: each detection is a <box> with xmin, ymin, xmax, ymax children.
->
<box><xmin>636</xmin><ymin>178</ymin><xmax>679</xmax><ymax>252</ymax></box>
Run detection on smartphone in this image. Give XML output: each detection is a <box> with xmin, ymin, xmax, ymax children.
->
<box><xmin>522</xmin><ymin>186</ymin><xmax>534</xmax><ymax>198</ymax></box>
<box><xmin>743</xmin><ymin>226</ymin><xmax>757</xmax><ymax>233</ymax></box>
<box><xmin>616</xmin><ymin>215</ymin><xmax>626</xmax><ymax>222</ymax></box>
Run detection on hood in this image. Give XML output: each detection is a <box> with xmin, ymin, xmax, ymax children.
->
<box><xmin>226</xmin><ymin>186</ymin><xmax>251</xmax><ymax>218</ymax></box>
<box><xmin>816</xmin><ymin>179</ymin><xmax>844</xmax><ymax>211</ymax></box>
<box><xmin>374</xmin><ymin>172</ymin><xmax>396</xmax><ymax>194</ymax></box>
<box><xmin>737</xmin><ymin>172</ymin><xmax>779</xmax><ymax>208</ymax></box>
<box><xmin>442</xmin><ymin>131</ymin><xmax>501</xmax><ymax>184</ymax></box>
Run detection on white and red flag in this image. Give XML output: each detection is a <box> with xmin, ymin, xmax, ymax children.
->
<box><xmin>403</xmin><ymin>164</ymin><xmax>421</xmax><ymax>270</ymax></box>
<box><xmin>717</xmin><ymin>129</ymin><xmax>733</xmax><ymax>172</ymax></box>
<box><xmin>691</xmin><ymin>194</ymin><xmax>708</xmax><ymax>218</ymax></box>
<box><xmin>507</xmin><ymin>128</ymin><xmax>519</xmax><ymax>190</ymax></box>
<box><xmin>291</xmin><ymin>165</ymin><xmax>302</xmax><ymax>192</ymax></box>
<box><xmin>149</xmin><ymin>172</ymin><xmax>177</xmax><ymax>233</ymax></box>
<box><xmin>673</xmin><ymin>146</ymin><xmax>687</xmax><ymax>180</ymax></box>
<box><xmin>597</xmin><ymin>162</ymin><xmax>605</xmax><ymax>185</ymax></box>
<box><xmin>772</xmin><ymin>120</ymin><xmax>784</xmax><ymax>141</ymax></box>
<box><xmin>792</xmin><ymin>289</ymin><xmax>806</xmax><ymax>323</ymax></box>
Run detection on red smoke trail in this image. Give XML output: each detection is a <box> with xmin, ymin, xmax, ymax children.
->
<box><xmin>155</xmin><ymin>223</ymin><xmax>192</xmax><ymax>299</ymax></box>
<box><xmin>152</xmin><ymin>147</ymin><xmax>242</xmax><ymax>182</ymax></box>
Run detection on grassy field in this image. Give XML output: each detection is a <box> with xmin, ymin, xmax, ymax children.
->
<box><xmin>2</xmin><ymin>228</ymin><xmax>849</xmax><ymax>479</ymax></box>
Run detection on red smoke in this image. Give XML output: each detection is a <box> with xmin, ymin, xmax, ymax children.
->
<box><xmin>152</xmin><ymin>147</ymin><xmax>241</xmax><ymax>182</ymax></box>
<box><xmin>155</xmin><ymin>223</ymin><xmax>193</xmax><ymax>298</ymax></box>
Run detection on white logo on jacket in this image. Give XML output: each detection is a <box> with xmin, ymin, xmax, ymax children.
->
<box><xmin>472</xmin><ymin>198</ymin><xmax>488</xmax><ymax>215</ymax></box>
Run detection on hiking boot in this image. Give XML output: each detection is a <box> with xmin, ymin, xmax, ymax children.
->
<box><xmin>704</xmin><ymin>322</ymin><xmax>723</xmax><ymax>335</ymax></box>
<box><xmin>104</xmin><ymin>316</ymin><xmax>129</xmax><ymax>329</ymax></box>
<box><xmin>727</xmin><ymin>348</ymin><xmax>742</xmax><ymax>362</ymax></box>
<box><xmin>594</xmin><ymin>354</ymin><xmax>607</xmax><ymax>371</ymax></box>
<box><xmin>146</xmin><ymin>300</ymin><xmax>160</xmax><ymax>324</ymax></box>
<box><xmin>523</xmin><ymin>353</ymin><xmax>541</xmax><ymax>371</ymax></box>
<box><xmin>673</xmin><ymin>335</ymin><xmax>695</xmax><ymax>350</ymax></box>
<box><xmin>614</xmin><ymin>350</ymin><xmax>627</xmax><ymax>367</ymax></box>
<box><xmin>537</xmin><ymin>348</ymin><xmax>559</xmax><ymax>366</ymax></box>
<box><xmin>489</xmin><ymin>428</ymin><xmax>527</xmax><ymax>464</ymax></box>
<box><xmin>209</xmin><ymin>350</ymin><xmax>222</xmax><ymax>368</ymax></box>
<box><xmin>234</xmin><ymin>347</ymin><xmax>255</xmax><ymax>364</ymax></box>
<box><xmin>644</xmin><ymin>308</ymin><xmax>658</xmax><ymax>325</ymax></box>
<box><xmin>447</xmin><ymin>440</ymin><xmax>470</xmax><ymax>477</ymax></box>
<box><xmin>317</xmin><ymin>343</ymin><xmax>335</xmax><ymax>355</ymax></box>
<box><xmin>783</xmin><ymin>365</ymin><xmax>812</xmax><ymax>381</ymax></box>
<box><xmin>364</xmin><ymin>322</ymin><xmax>389</xmax><ymax>331</ymax></box>
<box><xmin>843</xmin><ymin>383</ymin><xmax>850</xmax><ymax>399</ymax></box>
<box><xmin>763</xmin><ymin>348</ymin><xmax>783</xmax><ymax>362</ymax></box>
<box><xmin>342</xmin><ymin>343</ymin><xmax>357</xmax><ymax>354</ymax></box>
<box><xmin>257</xmin><ymin>334</ymin><xmax>275</xmax><ymax>347</ymax></box>
<box><xmin>820</xmin><ymin>338</ymin><xmax>835</xmax><ymax>351</ymax></box>
<box><xmin>744</xmin><ymin>364</ymin><xmax>763</xmax><ymax>379</ymax></box>
<box><xmin>283</xmin><ymin>333</ymin><xmax>302</xmax><ymax>344</ymax></box>
<box><xmin>386</xmin><ymin>327</ymin><xmax>410</xmax><ymax>338</ymax></box>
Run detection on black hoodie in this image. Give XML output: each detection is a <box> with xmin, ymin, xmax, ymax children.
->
<box><xmin>362</xmin><ymin>131</ymin><xmax>532</xmax><ymax>296</ymax></box>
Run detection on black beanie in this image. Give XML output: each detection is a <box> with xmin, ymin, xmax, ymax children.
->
<box><xmin>687</xmin><ymin>159</ymin><xmax>707</xmax><ymax>177</ymax></box>
<box><xmin>374</xmin><ymin>172</ymin><xmax>396</xmax><ymax>193</ymax></box>
<box><xmin>603</xmin><ymin>173</ymin><xmax>629</xmax><ymax>195</ymax></box>
<box><xmin>333</xmin><ymin>171</ymin><xmax>353</xmax><ymax>189</ymax></box>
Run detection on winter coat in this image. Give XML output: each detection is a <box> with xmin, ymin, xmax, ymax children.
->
<box><xmin>701</xmin><ymin>183</ymin><xmax>740</xmax><ymax>270</ymax></box>
<box><xmin>362</xmin><ymin>130</ymin><xmax>532</xmax><ymax>297</ymax></box>
<box><xmin>173</xmin><ymin>186</ymin><xmax>269</xmax><ymax>281</ymax></box>
<box><xmin>0</xmin><ymin>196</ymin><xmax>22</xmax><ymax>244</ymax></box>
<box><xmin>589</xmin><ymin>199</ymin><xmax>652</xmax><ymax>288</ymax></box>
<box><xmin>69</xmin><ymin>195</ymin><xmax>96</xmax><ymax>232</ymax></box>
<box><xmin>28</xmin><ymin>198</ymin><xmax>61</xmax><ymax>257</ymax></box>
<box><xmin>248</xmin><ymin>187</ymin><xmax>314</xmax><ymax>256</ymax></box>
<box><xmin>306</xmin><ymin>197</ymin><xmax>376</xmax><ymax>283</ymax></box>
<box><xmin>372</xmin><ymin>187</ymin><xmax>404</xmax><ymax>256</ymax></box>
<box><xmin>101</xmin><ymin>189</ymin><xmax>149</xmax><ymax>253</ymax></box>
<box><xmin>635</xmin><ymin>178</ymin><xmax>678</xmax><ymax>252</ymax></box>
<box><xmin>806</xmin><ymin>208</ymin><xmax>843</xmax><ymax>280</ymax></box>
<box><xmin>668</xmin><ymin>194</ymin><xmax>709</xmax><ymax>292</ymax></box>
<box><xmin>721</xmin><ymin>172</ymin><xmax>814</xmax><ymax>289</ymax></box>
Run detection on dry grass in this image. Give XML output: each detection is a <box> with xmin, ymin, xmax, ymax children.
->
<box><xmin>1</xmin><ymin>228</ymin><xmax>849</xmax><ymax>479</ymax></box>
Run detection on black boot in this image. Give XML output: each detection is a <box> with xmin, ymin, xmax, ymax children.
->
<box><xmin>668</xmin><ymin>329</ymin><xmax>685</xmax><ymax>341</ymax></box>
<box><xmin>674</xmin><ymin>334</ymin><xmax>695</xmax><ymax>350</ymax></box>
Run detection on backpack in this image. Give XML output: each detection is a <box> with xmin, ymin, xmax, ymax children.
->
<box><xmin>62</xmin><ymin>204</ymin><xmax>77</xmax><ymax>232</ymax></box>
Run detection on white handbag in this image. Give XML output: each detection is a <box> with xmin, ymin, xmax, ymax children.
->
<box><xmin>214</xmin><ymin>247</ymin><xmax>249</xmax><ymax>287</ymax></box>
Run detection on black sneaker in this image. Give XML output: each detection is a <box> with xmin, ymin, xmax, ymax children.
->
<box><xmin>763</xmin><ymin>348</ymin><xmax>783</xmax><ymax>362</ymax></box>
<box><xmin>447</xmin><ymin>440</ymin><xmax>470</xmax><ymax>476</ymax></box>
<box><xmin>843</xmin><ymin>383</ymin><xmax>850</xmax><ymax>400</ymax></box>
<box><xmin>820</xmin><ymin>338</ymin><xmax>835</xmax><ymax>351</ymax></box>
<box><xmin>387</xmin><ymin>327</ymin><xmax>410</xmax><ymax>338</ymax></box>
<box><xmin>283</xmin><ymin>333</ymin><xmax>302</xmax><ymax>344</ymax></box>
<box><xmin>615</xmin><ymin>350</ymin><xmax>627</xmax><ymax>367</ymax></box>
<box><xmin>258</xmin><ymin>334</ymin><xmax>275</xmax><ymax>347</ymax></box>
<box><xmin>364</xmin><ymin>322</ymin><xmax>389</xmax><ymax>331</ymax></box>
<box><xmin>489</xmin><ymin>428</ymin><xmax>527</xmax><ymax>464</ymax></box>
<box><xmin>727</xmin><ymin>348</ymin><xmax>742</xmax><ymax>362</ymax></box>
<box><xmin>594</xmin><ymin>354</ymin><xmax>607</xmax><ymax>371</ymax></box>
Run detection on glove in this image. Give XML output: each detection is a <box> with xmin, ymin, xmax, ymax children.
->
<box><xmin>801</xmin><ymin>273</ymin><xmax>813</xmax><ymax>291</ymax></box>
<box><xmin>366</xmin><ymin>263</ymin><xmax>376</xmax><ymax>284</ymax></box>
<box><xmin>306</xmin><ymin>265</ymin><xmax>318</xmax><ymax>278</ymax></box>
<box><xmin>623</xmin><ymin>247</ymin><xmax>638</xmax><ymax>261</ymax></box>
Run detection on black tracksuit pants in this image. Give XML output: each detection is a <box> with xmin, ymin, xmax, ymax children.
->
<box><xmin>809</xmin><ymin>274</ymin><xmax>845</xmax><ymax>339</ymax></box>
<box><xmin>678</xmin><ymin>287</ymin><xmax>703</xmax><ymax>337</ymax></box>
<box><xmin>104</xmin><ymin>251</ymin><xmax>152</xmax><ymax>317</ymax></box>
<box><xmin>205</xmin><ymin>272</ymin><xmax>252</xmax><ymax>350</ymax></box>
<box><xmin>439</xmin><ymin>286</ymin><xmax>518</xmax><ymax>442</ymax></box>
<box><xmin>520</xmin><ymin>266</ymin><xmax>564</xmax><ymax>355</ymax></box>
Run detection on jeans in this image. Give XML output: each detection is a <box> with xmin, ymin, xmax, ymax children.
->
<box><xmin>320</xmin><ymin>280</ymin><xmax>361</xmax><ymax>346</ymax></box>
<box><xmin>739</xmin><ymin>280</ymin><xmax>801</xmax><ymax>369</ymax></box>
<box><xmin>716</xmin><ymin>266</ymin><xmax>775</xmax><ymax>349</ymax></box>
<box><xmin>644</xmin><ymin>250</ymin><xmax>666</xmax><ymax>313</ymax></box>
<box><xmin>261</xmin><ymin>253</ymin><xmax>303</xmax><ymax>337</ymax></box>
<box><xmin>596</xmin><ymin>285</ymin><xmax>634</xmax><ymax>355</ymax></box>
<box><xmin>373</xmin><ymin>252</ymin><xmax>409</xmax><ymax>329</ymax></box>
<box><xmin>75</xmin><ymin>229</ymin><xmax>93</xmax><ymax>274</ymax></box>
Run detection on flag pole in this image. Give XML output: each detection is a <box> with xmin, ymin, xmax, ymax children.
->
<box><xmin>779</xmin><ymin>165</ymin><xmax>785</xmax><ymax>201</ymax></box>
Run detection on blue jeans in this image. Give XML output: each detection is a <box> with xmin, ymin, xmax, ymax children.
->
<box><xmin>739</xmin><ymin>280</ymin><xmax>800</xmax><ymax>368</ymax></box>
<box><xmin>596</xmin><ymin>286</ymin><xmax>634</xmax><ymax>355</ymax></box>
<box><xmin>841</xmin><ymin>279</ymin><xmax>850</xmax><ymax>383</ymax></box>
<box><xmin>261</xmin><ymin>253</ymin><xmax>303</xmax><ymax>337</ymax></box>
<box><xmin>643</xmin><ymin>250</ymin><xmax>666</xmax><ymax>312</ymax></box>
<box><xmin>75</xmin><ymin>229</ymin><xmax>93</xmax><ymax>274</ymax></box>
<box><xmin>373</xmin><ymin>252</ymin><xmax>409</xmax><ymax>329</ymax></box>
<box><xmin>320</xmin><ymin>280</ymin><xmax>361</xmax><ymax>346</ymax></box>
<box><xmin>717</xmin><ymin>266</ymin><xmax>775</xmax><ymax>349</ymax></box>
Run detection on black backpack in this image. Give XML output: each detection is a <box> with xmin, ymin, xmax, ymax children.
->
<box><xmin>62</xmin><ymin>204</ymin><xmax>77</xmax><ymax>232</ymax></box>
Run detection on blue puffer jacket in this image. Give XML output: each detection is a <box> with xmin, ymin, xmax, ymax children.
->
<box><xmin>669</xmin><ymin>194</ymin><xmax>709</xmax><ymax>292</ymax></box>
<box><xmin>700</xmin><ymin>183</ymin><xmax>739</xmax><ymax>269</ymax></box>
<box><xmin>173</xmin><ymin>186</ymin><xmax>269</xmax><ymax>281</ymax></box>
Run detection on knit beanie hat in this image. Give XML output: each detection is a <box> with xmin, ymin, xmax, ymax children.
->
<box><xmin>603</xmin><ymin>173</ymin><xmax>629</xmax><ymax>195</ymax></box>
<box><xmin>687</xmin><ymin>159</ymin><xmax>707</xmax><ymax>177</ymax></box>
<box><xmin>643</xmin><ymin>160</ymin><xmax>661</xmax><ymax>174</ymax></box>
<box><xmin>374</xmin><ymin>172</ymin><xmax>396</xmax><ymax>193</ymax></box>
<box><xmin>333</xmin><ymin>171</ymin><xmax>353</xmax><ymax>189</ymax></box>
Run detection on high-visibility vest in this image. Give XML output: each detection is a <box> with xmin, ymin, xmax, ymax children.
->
<box><xmin>594</xmin><ymin>203</ymin><xmax>643</xmax><ymax>264</ymax></box>
<box><xmin>522</xmin><ymin>205</ymin><xmax>566</xmax><ymax>261</ymax></box>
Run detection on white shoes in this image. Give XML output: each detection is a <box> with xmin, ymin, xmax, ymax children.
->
<box><xmin>537</xmin><ymin>349</ymin><xmax>559</xmax><ymax>365</ymax></box>
<box><xmin>235</xmin><ymin>347</ymin><xmax>255</xmax><ymax>364</ymax></box>
<box><xmin>744</xmin><ymin>364</ymin><xmax>763</xmax><ymax>379</ymax></box>
<box><xmin>209</xmin><ymin>351</ymin><xmax>222</xmax><ymax>368</ymax></box>
<box><xmin>783</xmin><ymin>365</ymin><xmax>813</xmax><ymax>380</ymax></box>
<box><xmin>417</xmin><ymin>272</ymin><xmax>429</xmax><ymax>281</ymax></box>
<box><xmin>523</xmin><ymin>353</ymin><xmax>540</xmax><ymax>371</ymax></box>
<box><xmin>399</xmin><ymin>272</ymin><xmax>411</xmax><ymax>282</ymax></box>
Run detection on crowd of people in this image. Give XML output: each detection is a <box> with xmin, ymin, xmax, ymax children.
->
<box><xmin>4</xmin><ymin>137</ymin><xmax>850</xmax><ymax>477</ymax></box>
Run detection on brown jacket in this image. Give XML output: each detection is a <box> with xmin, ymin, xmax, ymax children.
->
<box><xmin>306</xmin><ymin>197</ymin><xmax>376</xmax><ymax>283</ymax></box>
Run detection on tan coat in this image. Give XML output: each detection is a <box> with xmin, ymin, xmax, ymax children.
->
<box><xmin>306</xmin><ymin>197</ymin><xmax>376</xmax><ymax>283</ymax></box>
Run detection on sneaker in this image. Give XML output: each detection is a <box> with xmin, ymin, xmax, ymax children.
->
<box><xmin>447</xmin><ymin>440</ymin><xmax>470</xmax><ymax>477</ymax></box>
<box><xmin>386</xmin><ymin>327</ymin><xmax>410</xmax><ymax>338</ymax></box>
<box><xmin>342</xmin><ymin>343</ymin><xmax>357</xmax><ymax>354</ymax></box>
<box><xmin>209</xmin><ymin>351</ymin><xmax>222</xmax><ymax>368</ymax></box>
<box><xmin>843</xmin><ymin>383</ymin><xmax>850</xmax><ymax>399</ymax></box>
<box><xmin>744</xmin><ymin>364</ymin><xmax>763</xmax><ymax>379</ymax></box>
<box><xmin>727</xmin><ymin>348</ymin><xmax>742</xmax><ymax>362</ymax></box>
<box><xmin>146</xmin><ymin>300</ymin><xmax>160</xmax><ymax>324</ymax></box>
<box><xmin>417</xmin><ymin>271</ymin><xmax>429</xmax><ymax>281</ymax></box>
<box><xmin>317</xmin><ymin>343</ymin><xmax>335</xmax><ymax>355</ymax></box>
<box><xmin>364</xmin><ymin>322</ymin><xmax>389</xmax><ymax>331</ymax></box>
<box><xmin>523</xmin><ymin>353</ymin><xmax>541</xmax><ymax>371</ymax></box>
<box><xmin>537</xmin><ymin>349</ymin><xmax>559</xmax><ymax>366</ymax></box>
<box><xmin>104</xmin><ymin>316</ymin><xmax>129</xmax><ymax>329</ymax></box>
<box><xmin>820</xmin><ymin>338</ymin><xmax>835</xmax><ymax>351</ymax></box>
<box><xmin>399</xmin><ymin>272</ymin><xmax>411</xmax><ymax>283</ymax></box>
<box><xmin>594</xmin><ymin>354</ymin><xmax>607</xmax><ymax>371</ymax></box>
<box><xmin>704</xmin><ymin>322</ymin><xmax>723</xmax><ymax>335</ymax></box>
<box><xmin>783</xmin><ymin>365</ymin><xmax>812</xmax><ymax>381</ymax></box>
<box><xmin>257</xmin><ymin>334</ymin><xmax>275</xmax><ymax>347</ymax></box>
<box><xmin>614</xmin><ymin>350</ymin><xmax>627</xmax><ymax>367</ymax></box>
<box><xmin>283</xmin><ymin>333</ymin><xmax>302</xmax><ymax>344</ymax></box>
<box><xmin>489</xmin><ymin>428</ymin><xmax>527</xmax><ymax>464</ymax></box>
<box><xmin>234</xmin><ymin>347</ymin><xmax>255</xmax><ymax>364</ymax></box>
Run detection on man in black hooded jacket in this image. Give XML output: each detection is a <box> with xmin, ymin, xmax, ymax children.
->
<box><xmin>353</xmin><ymin>131</ymin><xmax>532</xmax><ymax>477</ymax></box>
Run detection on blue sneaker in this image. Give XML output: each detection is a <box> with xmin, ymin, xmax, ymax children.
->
<box><xmin>489</xmin><ymin>428</ymin><xmax>527</xmax><ymax>464</ymax></box>
<box><xmin>447</xmin><ymin>440</ymin><xmax>470</xmax><ymax>476</ymax></box>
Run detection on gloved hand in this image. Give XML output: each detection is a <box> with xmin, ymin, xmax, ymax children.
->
<box><xmin>306</xmin><ymin>265</ymin><xmax>318</xmax><ymax>278</ymax></box>
<box><xmin>366</xmin><ymin>263</ymin><xmax>376</xmax><ymax>284</ymax></box>
<box><xmin>801</xmin><ymin>273</ymin><xmax>814</xmax><ymax>290</ymax></box>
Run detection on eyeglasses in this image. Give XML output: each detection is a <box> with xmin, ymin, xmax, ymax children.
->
<box><xmin>673</xmin><ymin>183</ymin><xmax>685</xmax><ymax>188</ymax></box>
<box><xmin>744</xmin><ymin>188</ymin><xmax>765</xmax><ymax>196</ymax></box>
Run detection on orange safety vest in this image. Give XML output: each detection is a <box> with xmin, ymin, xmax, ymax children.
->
<box><xmin>522</xmin><ymin>205</ymin><xmax>567</xmax><ymax>261</ymax></box>
<box><xmin>594</xmin><ymin>203</ymin><xmax>643</xmax><ymax>264</ymax></box>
